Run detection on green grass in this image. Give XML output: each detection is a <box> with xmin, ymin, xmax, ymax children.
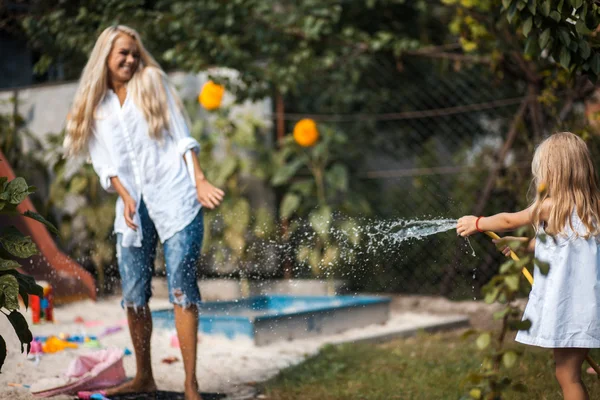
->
<box><xmin>260</xmin><ymin>331</ymin><xmax>600</xmax><ymax>400</ymax></box>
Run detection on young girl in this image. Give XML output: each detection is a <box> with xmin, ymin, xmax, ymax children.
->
<box><xmin>457</xmin><ymin>132</ymin><xmax>600</xmax><ymax>400</ymax></box>
<box><xmin>65</xmin><ymin>25</ymin><xmax>224</xmax><ymax>400</ymax></box>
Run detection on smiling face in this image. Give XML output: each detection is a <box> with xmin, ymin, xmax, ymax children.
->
<box><xmin>106</xmin><ymin>33</ymin><xmax>140</xmax><ymax>85</ymax></box>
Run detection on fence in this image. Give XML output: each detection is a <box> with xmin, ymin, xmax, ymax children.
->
<box><xmin>3</xmin><ymin>55</ymin><xmax>589</xmax><ymax>299</ymax></box>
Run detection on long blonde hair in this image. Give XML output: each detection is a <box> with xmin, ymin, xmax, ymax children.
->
<box><xmin>530</xmin><ymin>132</ymin><xmax>600</xmax><ymax>237</ymax></box>
<box><xmin>65</xmin><ymin>25</ymin><xmax>183</xmax><ymax>155</ymax></box>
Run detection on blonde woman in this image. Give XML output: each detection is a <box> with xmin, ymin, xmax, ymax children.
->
<box><xmin>66</xmin><ymin>25</ymin><xmax>224</xmax><ymax>400</ymax></box>
<box><xmin>457</xmin><ymin>132</ymin><xmax>600</xmax><ymax>400</ymax></box>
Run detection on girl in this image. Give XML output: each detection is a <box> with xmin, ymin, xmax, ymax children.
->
<box><xmin>457</xmin><ymin>132</ymin><xmax>600</xmax><ymax>400</ymax></box>
<box><xmin>65</xmin><ymin>25</ymin><xmax>224</xmax><ymax>400</ymax></box>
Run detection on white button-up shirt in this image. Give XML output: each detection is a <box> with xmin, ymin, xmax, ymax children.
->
<box><xmin>87</xmin><ymin>78</ymin><xmax>201</xmax><ymax>247</ymax></box>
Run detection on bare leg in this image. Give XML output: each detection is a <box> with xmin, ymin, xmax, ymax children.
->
<box><xmin>554</xmin><ymin>348</ymin><xmax>590</xmax><ymax>400</ymax></box>
<box><xmin>106</xmin><ymin>306</ymin><xmax>157</xmax><ymax>396</ymax></box>
<box><xmin>174</xmin><ymin>304</ymin><xmax>202</xmax><ymax>400</ymax></box>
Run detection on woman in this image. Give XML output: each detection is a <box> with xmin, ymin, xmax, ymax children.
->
<box><xmin>65</xmin><ymin>25</ymin><xmax>224</xmax><ymax>400</ymax></box>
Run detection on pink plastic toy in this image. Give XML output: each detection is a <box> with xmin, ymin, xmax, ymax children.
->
<box><xmin>30</xmin><ymin>340</ymin><xmax>43</xmax><ymax>355</ymax></box>
<box><xmin>29</xmin><ymin>348</ymin><xmax>125</xmax><ymax>398</ymax></box>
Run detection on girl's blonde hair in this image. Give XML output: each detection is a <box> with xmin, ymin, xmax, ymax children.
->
<box><xmin>65</xmin><ymin>25</ymin><xmax>186</xmax><ymax>155</ymax></box>
<box><xmin>530</xmin><ymin>132</ymin><xmax>600</xmax><ymax>237</ymax></box>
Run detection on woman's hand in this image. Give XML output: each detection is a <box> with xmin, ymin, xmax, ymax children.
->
<box><xmin>456</xmin><ymin>216</ymin><xmax>479</xmax><ymax>237</ymax></box>
<box><xmin>123</xmin><ymin>195</ymin><xmax>138</xmax><ymax>231</ymax></box>
<box><xmin>196</xmin><ymin>178</ymin><xmax>225</xmax><ymax>209</ymax></box>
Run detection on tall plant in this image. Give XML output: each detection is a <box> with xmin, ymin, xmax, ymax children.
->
<box><xmin>0</xmin><ymin>170</ymin><xmax>55</xmax><ymax>371</ymax></box>
<box><xmin>272</xmin><ymin>124</ymin><xmax>371</xmax><ymax>280</ymax></box>
<box><xmin>189</xmin><ymin>95</ymin><xmax>276</xmax><ymax>276</ymax></box>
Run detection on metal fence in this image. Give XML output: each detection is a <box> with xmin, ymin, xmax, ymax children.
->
<box><xmin>281</xmin><ymin>55</ymin><xmax>540</xmax><ymax>299</ymax></box>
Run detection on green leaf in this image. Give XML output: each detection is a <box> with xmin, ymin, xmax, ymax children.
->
<box><xmin>23</xmin><ymin>211</ymin><xmax>59</xmax><ymax>236</ymax></box>
<box><xmin>325</xmin><ymin>163</ymin><xmax>349</xmax><ymax>193</ymax></box>
<box><xmin>502</xmin><ymin>0</ymin><xmax>513</xmax><ymax>9</ymax></box>
<box><xmin>524</xmin><ymin>34</ymin><xmax>539</xmax><ymax>56</ymax></box>
<box><xmin>522</xmin><ymin>17</ymin><xmax>533</xmax><ymax>37</ymax></box>
<box><xmin>539</xmin><ymin>28</ymin><xmax>551</xmax><ymax>49</ymax></box>
<box><xmin>68</xmin><ymin>175</ymin><xmax>88</xmax><ymax>194</ymax></box>
<box><xmin>484</xmin><ymin>286</ymin><xmax>500</xmax><ymax>304</ymax></box>
<box><xmin>505</xmin><ymin>275</ymin><xmax>520</xmax><ymax>291</ymax></box>
<box><xmin>271</xmin><ymin>158</ymin><xmax>305</xmax><ymax>186</ymax></box>
<box><xmin>476</xmin><ymin>333</ymin><xmax>491</xmax><ymax>350</ymax></box>
<box><xmin>585</xmin><ymin>9</ymin><xmax>599</xmax><ymax>30</ymax></box>
<box><xmin>507</xmin><ymin>2</ymin><xmax>518</xmax><ymax>23</ymax></box>
<box><xmin>214</xmin><ymin>157</ymin><xmax>238</xmax><ymax>186</ymax></box>
<box><xmin>0</xmin><ymin>335</ymin><xmax>5</xmax><ymax>372</ymax></box>
<box><xmin>0</xmin><ymin>258</ymin><xmax>19</xmax><ymax>271</ymax></box>
<box><xmin>516</xmin><ymin>1</ymin><xmax>526</xmax><ymax>10</ymax></box>
<box><xmin>0</xmin><ymin>274</ymin><xmax>19</xmax><ymax>310</ymax></box>
<box><xmin>11</xmin><ymin>270</ymin><xmax>43</xmax><ymax>298</ymax></box>
<box><xmin>289</xmin><ymin>180</ymin><xmax>314</xmax><ymax>197</ymax></box>
<box><xmin>0</xmin><ymin>227</ymin><xmax>38</xmax><ymax>258</ymax></box>
<box><xmin>527</xmin><ymin>0</ymin><xmax>537</xmax><ymax>14</ymax></box>
<box><xmin>508</xmin><ymin>319</ymin><xmax>532</xmax><ymax>331</ymax></box>
<box><xmin>579</xmin><ymin>40</ymin><xmax>591</xmax><ymax>59</ymax></box>
<box><xmin>309</xmin><ymin>206</ymin><xmax>332</xmax><ymax>239</ymax></box>
<box><xmin>339</xmin><ymin>220</ymin><xmax>361</xmax><ymax>246</ymax></box>
<box><xmin>4</xmin><ymin>178</ymin><xmax>29</xmax><ymax>205</ymax></box>
<box><xmin>280</xmin><ymin>193</ymin><xmax>301</xmax><ymax>220</ymax></box>
<box><xmin>493</xmin><ymin>307</ymin><xmax>511</xmax><ymax>320</ymax></box>
<box><xmin>503</xmin><ymin>351</ymin><xmax>518</xmax><ymax>368</ymax></box>
<box><xmin>6</xmin><ymin>311</ymin><xmax>33</xmax><ymax>354</ymax></box>
<box><xmin>469</xmin><ymin>388</ymin><xmax>482</xmax><ymax>399</ymax></box>
<box><xmin>576</xmin><ymin>19</ymin><xmax>591</xmax><ymax>34</ymax></box>
<box><xmin>540</xmin><ymin>0</ymin><xmax>551</xmax><ymax>16</ymax></box>
<box><xmin>591</xmin><ymin>52</ymin><xmax>600</xmax><ymax>75</ymax></box>
<box><xmin>569</xmin><ymin>0</ymin><xmax>583</xmax><ymax>9</ymax></box>
<box><xmin>559</xmin><ymin>46</ymin><xmax>571</xmax><ymax>69</ymax></box>
<box><xmin>534</xmin><ymin>259</ymin><xmax>550</xmax><ymax>275</ymax></box>
<box><xmin>549</xmin><ymin>10</ymin><xmax>561</xmax><ymax>22</ymax></box>
<box><xmin>558</xmin><ymin>28</ymin><xmax>571</xmax><ymax>46</ymax></box>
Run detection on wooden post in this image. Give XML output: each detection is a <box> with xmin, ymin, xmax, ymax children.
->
<box><xmin>276</xmin><ymin>93</ymin><xmax>293</xmax><ymax>279</ymax></box>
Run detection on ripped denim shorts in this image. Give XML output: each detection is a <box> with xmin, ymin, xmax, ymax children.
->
<box><xmin>116</xmin><ymin>199</ymin><xmax>203</xmax><ymax>309</ymax></box>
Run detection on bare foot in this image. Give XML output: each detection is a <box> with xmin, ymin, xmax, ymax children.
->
<box><xmin>105</xmin><ymin>376</ymin><xmax>157</xmax><ymax>396</ymax></box>
<box><xmin>185</xmin><ymin>380</ymin><xmax>203</xmax><ymax>400</ymax></box>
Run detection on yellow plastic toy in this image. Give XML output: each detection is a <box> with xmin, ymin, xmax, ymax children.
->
<box><xmin>485</xmin><ymin>231</ymin><xmax>600</xmax><ymax>376</ymax></box>
<box><xmin>42</xmin><ymin>336</ymin><xmax>78</xmax><ymax>353</ymax></box>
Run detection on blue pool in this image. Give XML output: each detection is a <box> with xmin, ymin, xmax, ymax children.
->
<box><xmin>152</xmin><ymin>295</ymin><xmax>391</xmax><ymax>346</ymax></box>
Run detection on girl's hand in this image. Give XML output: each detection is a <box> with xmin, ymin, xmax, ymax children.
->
<box><xmin>196</xmin><ymin>179</ymin><xmax>225</xmax><ymax>209</ymax></box>
<box><xmin>123</xmin><ymin>196</ymin><xmax>138</xmax><ymax>231</ymax></box>
<box><xmin>456</xmin><ymin>215</ymin><xmax>479</xmax><ymax>237</ymax></box>
<box><xmin>492</xmin><ymin>236</ymin><xmax>529</xmax><ymax>257</ymax></box>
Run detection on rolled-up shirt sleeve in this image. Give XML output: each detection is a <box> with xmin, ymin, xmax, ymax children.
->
<box><xmin>162</xmin><ymin>76</ymin><xmax>200</xmax><ymax>156</ymax></box>
<box><xmin>88</xmin><ymin>132</ymin><xmax>117</xmax><ymax>193</ymax></box>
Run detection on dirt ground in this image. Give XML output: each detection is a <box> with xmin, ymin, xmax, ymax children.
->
<box><xmin>389</xmin><ymin>294</ymin><xmax>527</xmax><ymax>331</ymax></box>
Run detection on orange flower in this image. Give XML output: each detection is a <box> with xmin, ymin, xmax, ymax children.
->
<box><xmin>293</xmin><ymin>119</ymin><xmax>319</xmax><ymax>147</ymax></box>
<box><xmin>198</xmin><ymin>81</ymin><xmax>225</xmax><ymax>110</ymax></box>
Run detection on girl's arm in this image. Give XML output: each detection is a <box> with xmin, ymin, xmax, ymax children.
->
<box><xmin>457</xmin><ymin>207</ymin><xmax>533</xmax><ymax>237</ymax></box>
<box><xmin>109</xmin><ymin>176</ymin><xmax>138</xmax><ymax>231</ymax></box>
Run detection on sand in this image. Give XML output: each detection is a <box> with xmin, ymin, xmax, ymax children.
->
<box><xmin>0</xmin><ymin>296</ymin><xmax>466</xmax><ymax>400</ymax></box>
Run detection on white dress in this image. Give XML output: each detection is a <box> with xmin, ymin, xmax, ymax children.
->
<box><xmin>515</xmin><ymin>211</ymin><xmax>600</xmax><ymax>348</ymax></box>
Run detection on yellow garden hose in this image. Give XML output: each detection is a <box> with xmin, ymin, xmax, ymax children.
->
<box><xmin>484</xmin><ymin>231</ymin><xmax>600</xmax><ymax>376</ymax></box>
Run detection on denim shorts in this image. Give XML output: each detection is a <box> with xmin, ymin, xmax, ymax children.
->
<box><xmin>116</xmin><ymin>199</ymin><xmax>203</xmax><ymax>309</ymax></box>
